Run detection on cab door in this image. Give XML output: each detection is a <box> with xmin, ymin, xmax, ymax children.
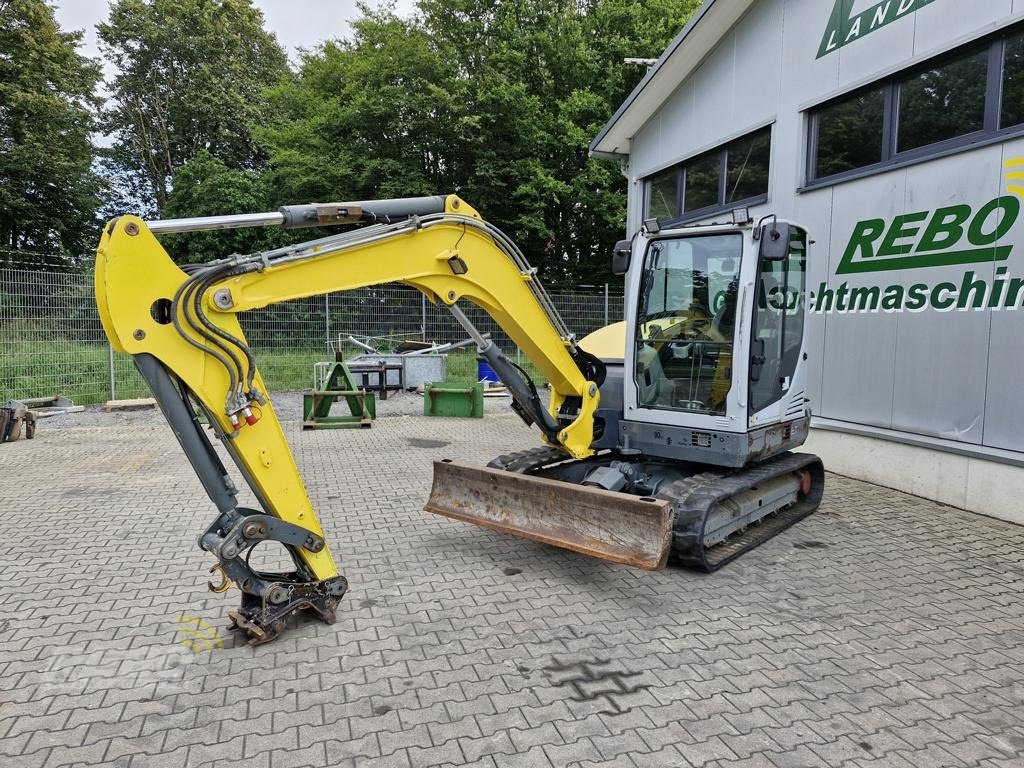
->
<box><xmin>748</xmin><ymin>225</ymin><xmax>809</xmax><ymax>428</ymax></box>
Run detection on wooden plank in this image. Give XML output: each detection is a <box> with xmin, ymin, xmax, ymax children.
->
<box><xmin>104</xmin><ymin>398</ymin><xmax>158</xmax><ymax>412</ymax></box>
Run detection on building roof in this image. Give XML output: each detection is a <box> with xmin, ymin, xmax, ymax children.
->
<box><xmin>589</xmin><ymin>0</ymin><xmax>758</xmax><ymax>159</ymax></box>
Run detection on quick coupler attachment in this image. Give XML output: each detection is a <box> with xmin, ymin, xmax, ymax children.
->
<box><xmin>199</xmin><ymin>507</ymin><xmax>348</xmax><ymax>645</ymax></box>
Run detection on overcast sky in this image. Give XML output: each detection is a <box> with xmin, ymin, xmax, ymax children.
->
<box><xmin>51</xmin><ymin>0</ymin><xmax>419</xmax><ymax>72</ymax></box>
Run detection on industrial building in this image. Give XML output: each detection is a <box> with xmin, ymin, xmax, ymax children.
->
<box><xmin>592</xmin><ymin>0</ymin><xmax>1024</xmax><ymax>523</ymax></box>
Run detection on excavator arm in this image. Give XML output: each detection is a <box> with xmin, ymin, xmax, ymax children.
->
<box><xmin>95</xmin><ymin>195</ymin><xmax>603</xmax><ymax>643</ymax></box>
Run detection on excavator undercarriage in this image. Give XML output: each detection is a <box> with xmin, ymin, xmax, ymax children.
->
<box><xmin>428</xmin><ymin>447</ymin><xmax>824</xmax><ymax>573</ymax></box>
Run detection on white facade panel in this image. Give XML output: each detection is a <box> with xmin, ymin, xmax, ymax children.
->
<box><xmin>985</xmin><ymin>136</ymin><xmax>1024</xmax><ymax>451</ymax></box>
<box><xmin>780</xmin><ymin>1</ymin><xmax>839</xmax><ymax>107</ymax></box>
<box><xmin>689</xmin><ymin>37</ymin><xmax>736</xmax><ymax>151</ymax></box>
<box><xmin>816</xmin><ymin>171</ymin><xmax>905</xmax><ymax>429</ymax></box>
<box><xmin>912</xmin><ymin>0</ymin><xmax>1013</xmax><ymax>57</ymax></box>
<box><xmin>836</xmin><ymin>3</ymin><xmax>916</xmax><ymax>86</ymax></box>
<box><xmin>730</xmin><ymin>0</ymin><xmax>784</xmax><ymax>125</ymax></box>
<box><xmin>657</xmin><ymin>81</ymin><xmax>697</xmax><ymax>171</ymax></box>
<box><xmin>888</xmin><ymin>147</ymin><xmax>1002</xmax><ymax>444</ymax></box>
<box><xmin>630</xmin><ymin>117</ymin><xmax>662</xmax><ymax>180</ymax></box>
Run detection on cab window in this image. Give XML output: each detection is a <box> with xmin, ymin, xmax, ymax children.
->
<box><xmin>634</xmin><ymin>234</ymin><xmax>742</xmax><ymax>416</ymax></box>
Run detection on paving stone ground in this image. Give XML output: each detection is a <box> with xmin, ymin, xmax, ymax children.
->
<box><xmin>2</xmin><ymin>393</ymin><xmax>1024</xmax><ymax>768</ymax></box>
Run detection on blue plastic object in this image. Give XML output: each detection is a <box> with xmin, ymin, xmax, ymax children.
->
<box><xmin>477</xmin><ymin>360</ymin><xmax>501</xmax><ymax>383</ymax></box>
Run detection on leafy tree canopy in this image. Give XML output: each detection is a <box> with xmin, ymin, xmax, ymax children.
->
<box><xmin>0</xmin><ymin>0</ymin><xmax>101</xmax><ymax>260</ymax></box>
<box><xmin>246</xmin><ymin>0</ymin><xmax>700</xmax><ymax>287</ymax></box>
<box><xmin>97</xmin><ymin>0</ymin><xmax>289</xmax><ymax>215</ymax></box>
<box><xmin>161</xmin><ymin>151</ymin><xmax>291</xmax><ymax>263</ymax></box>
<box><xmin>120</xmin><ymin>0</ymin><xmax>700</xmax><ymax>285</ymax></box>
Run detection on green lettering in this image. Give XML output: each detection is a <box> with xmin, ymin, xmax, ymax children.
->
<box><xmin>881</xmin><ymin>285</ymin><xmax>904</xmax><ymax>311</ymax></box>
<box><xmin>835</xmin><ymin>282</ymin><xmax>850</xmax><ymax>312</ymax></box>
<box><xmin>871</xmin><ymin>3</ymin><xmax>893</xmax><ymax>30</ymax></box>
<box><xmin>968</xmin><ymin>196</ymin><xmax>1020</xmax><ymax>246</ymax></box>
<box><xmin>917</xmin><ymin>205</ymin><xmax>972</xmax><ymax>253</ymax></box>
<box><xmin>843</xmin><ymin>219</ymin><xmax>886</xmax><ymax>262</ymax></box>
<box><xmin>957</xmin><ymin>271</ymin><xmax>987</xmax><ymax>309</ymax></box>
<box><xmin>1006</xmin><ymin>277</ymin><xmax>1024</xmax><ymax>309</ymax></box>
<box><xmin>845</xmin><ymin>16</ymin><xmax>862</xmax><ymax>42</ymax></box>
<box><xmin>989</xmin><ymin>267</ymin><xmax>1009</xmax><ymax>308</ymax></box>
<box><xmin>906</xmin><ymin>283</ymin><xmax>929</xmax><ymax>311</ymax></box>
<box><xmin>849</xmin><ymin>286</ymin><xmax>881</xmax><ymax>311</ymax></box>
<box><xmin>878</xmin><ymin>211</ymin><xmax>929</xmax><ymax>257</ymax></box>
<box><xmin>818</xmin><ymin>0</ymin><xmax>938</xmax><ymax>59</ymax></box>
<box><xmin>813</xmin><ymin>282</ymin><xmax>833</xmax><ymax>313</ymax></box>
<box><xmin>931</xmin><ymin>282</ymin><xmax>957</xmax><ymax>310</ymax></box>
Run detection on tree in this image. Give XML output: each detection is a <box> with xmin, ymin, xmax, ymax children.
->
<box><xmin>257</xmin><ymin>11</ymin><xmax>457</xmax><ymax>204</ymax></box>
<box><xmin>0</xmin><ymin>0</ymin><xmax>102</xmax><ymax>260</ymax></box>
<box><xmin>257</xmin><ymin>0</ymin><xmax>700</xmax><ymax>287</ymax></box>
<box><xmin>161</xmin><ymin>151</ymin><xmax>289</xmax><ymax>263</ymax></box>
<box><xmin>155</xmin><ymin>0</ymin><xmax>700</xmax><ymax>281</ymax></box>
<box><xmin>97</xmin><ymin>0</ymin><xmax>289</xmax><ymax>216</ymax></box>
<box><xmin>418</xmin><ymin>0</ymin><xmax>703</xmax><ymax>286</ymax></box>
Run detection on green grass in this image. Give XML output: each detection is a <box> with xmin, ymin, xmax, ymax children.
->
<box><xmin>1</xmin><ymin>342</ymin><xmax>146</xmax><ymax>405</ymax></box>
<box><xmin>1</xmin><ymin>344</ymin><xmax>549</xmax><ymax>406</ymax></box>
<box><xmin>254</xmin><ymin>349</ymin><xmax>324</xmax><ymax>391</ymax></box>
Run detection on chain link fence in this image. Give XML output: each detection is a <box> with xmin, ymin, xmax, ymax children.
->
<box><xmin>1</xmin><ymin>263</ymin><xmax>624</xmax><ymax>406</ymax></box>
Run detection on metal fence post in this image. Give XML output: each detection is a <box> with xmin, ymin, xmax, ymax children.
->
<box><xmin>604</xmin><ymin>283</ymin><xmax>609</xmax><ymax>326</ymax></box>
<box><xmin>108</xmin><ymin>343</ymin><xmax>116</xmax><ymax>401</ymax></box>
<box><xmin>325</xmin><ymin>294</ymin><xmax>331</xmax><ymax>351</ymax></box>
<box><xmin>421</xmin><ymin>293</ymin><xmax>427</xmax><ymax>340</ymax></box>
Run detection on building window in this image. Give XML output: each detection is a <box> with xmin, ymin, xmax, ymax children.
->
<box><xmin>814</xmin><ymin>87</ymin><xmax>886</xmax><ymax>180</ymax></box>
<box><xmin>1001</xmin><ymin>34</ymin><xmax>1024</xmax><ymax>128</ymax></box>
<box><xmin>726</xmin><ymin>129</ymin><xmax>771</xmax><ymax>203</ymax></box>
<box><xmin>683</xmin><ymin>153</ymin><xmax>721</xmax><ymax>212</ymax></box>
<box><xmin>808</xmin><ymin>25</ymin><xmax>1024</xmax><ymax>186</ymax></box>
<box><xmin>897</xmin><ymin>48</ymin><xmax>988</xmax><ymax>153</ymax></box>
<box><xmin>644</xmin><ymin>127</ymin><xmax>771</xmax><ymax>223</ymax></box>
<box><xmin>648</xmin><ymin>169</ymin><xmax>678</xmax><ymax>220</ymax></box>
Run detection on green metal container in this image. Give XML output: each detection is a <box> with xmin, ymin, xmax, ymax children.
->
<box><xmin>423</xmin><ymin>382</ymin><xmax>484</xmax><ymax>418</ymax></box>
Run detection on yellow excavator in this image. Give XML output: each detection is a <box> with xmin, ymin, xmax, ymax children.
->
<box><xmin>95</xmin><ymin>195</ymin><xmax>823</xmax><ymax>644</ymax></box>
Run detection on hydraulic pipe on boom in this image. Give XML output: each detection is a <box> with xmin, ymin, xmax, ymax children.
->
<box><xmin>95</xmin><ymin>195</ymin><xmax>603</xmax><ymax>644</ymax></box>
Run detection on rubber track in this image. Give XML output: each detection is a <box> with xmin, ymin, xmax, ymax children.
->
<box><xmin>485</xmin><ymin>447</ymin><xmax>824</xmax><ymax>573</ymax></box>
<box><xmin>486</xmin><ymin>445</ymin><xmax>570</xmax><ymax>473</ymax></box>
<box><xmin>662</xmin><ymin>452</ymin><xmax>825</xmax><ymax>572</ymax></box>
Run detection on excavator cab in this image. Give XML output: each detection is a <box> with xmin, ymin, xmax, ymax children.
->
<box><xmin>620</xmin><ymin>219</ymin><xmax>812</xmax><ymax>464</ymax></box>
<box><xmin>632</xmin><ymin>232</ymin><xmax>741</xmax><ymax>415</ymax></box>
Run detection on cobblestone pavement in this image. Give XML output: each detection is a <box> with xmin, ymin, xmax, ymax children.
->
<box><xmin>2</xmin><ymin>397</ymin><xmax>1024</xmax><ymax>768</ymax></box>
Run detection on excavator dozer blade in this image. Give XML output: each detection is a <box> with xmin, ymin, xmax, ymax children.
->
<box><xmin>425</xmin><ymin>459</ymin><xmax>674</xmax><ymax>570</ymax></box>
